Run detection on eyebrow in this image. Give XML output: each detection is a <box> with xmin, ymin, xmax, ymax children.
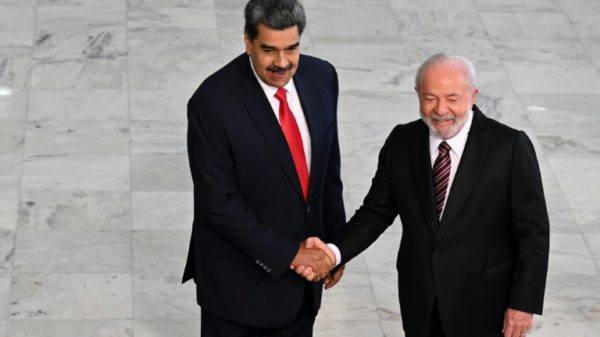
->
<box><xmin>260</xmin><ymin>42</ymin><xmax>300</xmax><ymax>50</ymax></box>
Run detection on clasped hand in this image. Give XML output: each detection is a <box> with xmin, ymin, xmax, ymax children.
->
<box><xmin>290</xmin><ymin>237</ymin><xmax>345</xmax><ymax>289</ymax></box>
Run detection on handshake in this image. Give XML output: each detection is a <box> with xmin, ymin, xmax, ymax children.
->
<box><xmin>290</xmin><ymin>237</ymin><xmax>345</xmax><ymax>289</ymax></box>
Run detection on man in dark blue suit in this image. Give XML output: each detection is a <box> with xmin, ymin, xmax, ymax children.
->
<box><xmin>182</xmin><ymin>0</ymin><xmax>346</xmax><ymax>336</ymax></box>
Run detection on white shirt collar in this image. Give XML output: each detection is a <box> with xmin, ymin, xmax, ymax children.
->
<box><xmin>249</xmin><ymin>56</ymin><xmax>296</xmax><ymax>100</ymax></box>
<box><xmin>429</xmin><ymin>109</ymin><xmax>474</xmax><ymax>157</ymax></box>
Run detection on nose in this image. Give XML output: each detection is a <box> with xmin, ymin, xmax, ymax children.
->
<box><xmin>434</xmin><ymin>100</ymin><xmax>449</xmax><ymax>115</ymax></box>
<box><xmin>274</xmin><ymin>50</ymin><xmax>287</xmax><ymax>68</ymax></box>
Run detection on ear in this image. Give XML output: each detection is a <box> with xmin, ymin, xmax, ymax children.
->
<box><xmin>244</xmin><ymin>32</ymin><xmax>252</xmax><ymax>55</ymax></box>
<box><xmin>471</xmin><ymin>88</ymin><xmax>479</xmax><ymax>102</ymax></box>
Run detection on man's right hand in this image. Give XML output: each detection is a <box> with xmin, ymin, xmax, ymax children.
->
<box><xmin>290</xmin><ymin>239</ymin><xmax>334</xmax><ymax>282</ymax></box>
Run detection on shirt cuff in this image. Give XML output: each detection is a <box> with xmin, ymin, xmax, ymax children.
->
<box><xmin>327</xmin><ymin>243</ymin><xmax>342</xmax><ymax>267</ymax></box>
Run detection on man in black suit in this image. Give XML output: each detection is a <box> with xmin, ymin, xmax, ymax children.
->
<box><xmin>297</xmin><ymin>53</ymin><xmax>550</xmax><ymax>337</ymax></box>
<box><xmin>182</xmin><ymin>0</ymin><xmax>345</xmax><ymax>336</ymax></box>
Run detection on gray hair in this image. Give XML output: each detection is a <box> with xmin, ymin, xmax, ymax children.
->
<box><xmin>415</xmin><ymin>52</ymin><xmax>477</xmax><ymax>90</ymax></box>
<box><xmin>244</xmin><ymin>0</ymin><xmax>306</xmax><ymax>40</ymax></box>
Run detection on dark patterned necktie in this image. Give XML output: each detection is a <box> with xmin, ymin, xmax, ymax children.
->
<box><xmin>275</xmin><ymin>87</ymin><xmax>309</xmax><ymax>201</ymax></box>
<box><xmin>433</xmin><ymin>141</ymin><xmax>451</xmax><ymax>220</ymax></box>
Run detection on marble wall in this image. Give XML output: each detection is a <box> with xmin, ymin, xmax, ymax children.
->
<box><xmin>0</xmin><ymin>0</ymin><xmax>599</xmax><ymax>336</ymax></box>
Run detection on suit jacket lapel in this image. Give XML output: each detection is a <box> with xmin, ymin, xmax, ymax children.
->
<box><xmin>410</xmin><ymin>121</ymin><xmax>437</xmax><ymax>233</ymax></box>
<box><xmin>435</xmin><ymin>107</ymin><xmax>491</xmax><ymax>242</ymax></box>
<box><xmin>293</xmin><ymin>59</ymin><xmax>322</xmax><ymax>203</ymax></box>
<box><xmin>239</xmin><ymin>55</ymin><xmax>305</xmax><ymax>201</ymax></box>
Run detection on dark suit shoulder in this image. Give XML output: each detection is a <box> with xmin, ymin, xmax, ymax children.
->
<box><xmin>297</xmin><ymin>54</ymin><xmax>337</xmax><ymax>82</ymax></box>
<box><xmin>190</xmin><ymin>54</ymin><xmax>247</xmax><ymax>103</ymax></box>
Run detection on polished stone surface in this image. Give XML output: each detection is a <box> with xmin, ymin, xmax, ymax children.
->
<box><xmin>0</xmin><ymin>0</ymin><xmax>598</xmax><ymax>336</ymax></box>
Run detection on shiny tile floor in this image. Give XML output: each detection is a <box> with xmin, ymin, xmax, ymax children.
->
<box><xmin>1</xmin><ymin>0</ymin><xmax>600</xmax><ymax>336</ymax></box>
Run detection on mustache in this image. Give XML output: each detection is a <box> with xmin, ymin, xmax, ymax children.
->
<box><xmin>429</xmin><ymin>113</ymin><xmax>454</xmax><ymax>122</ymax></box>
<box><xmin>267</xmin><ymin>64</ymin><xmax>293</xmax><ymax>73</ymax></box>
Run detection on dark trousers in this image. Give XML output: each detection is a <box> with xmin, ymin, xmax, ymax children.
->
<box><xmin>429</xmin><ymin>301</ymin><xmax>446</xmax><ymax>337</ymax></box>
<box><xmin>200</xmin><ymin>288</ymin><xmax>316</xmax><ymax>337</ymax></box>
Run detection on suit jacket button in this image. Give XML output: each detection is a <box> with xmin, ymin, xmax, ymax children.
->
<box><xmin>306</xmin><ymin>206</ymin><xmax>311</xmax><ymax>213</ymax></box>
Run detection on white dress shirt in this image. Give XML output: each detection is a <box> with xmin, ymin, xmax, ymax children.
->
<box><xmin>429</xmin><ymin>109</ymin><xmax>473</xmax><ymax>218</ymax></box>
<box><xmin>249</xmin><ymin>58</ymin><xmax>312</xmax><ymax>172</ymax></box>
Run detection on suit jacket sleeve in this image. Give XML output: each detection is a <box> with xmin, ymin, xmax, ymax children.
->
<box><xmin>187</xmin><ymin>95</ymin><xmax>298</xmax><ymax>280</ymax></box>
<box><xmin>508</xmin><ymin>131</ymin><xmax>550</xmax><ymax>314</ymax></box>
<box><xmin>334</xmin><ymin>128</ymin><xmax>399</xmax><ymax>263</ymax></box>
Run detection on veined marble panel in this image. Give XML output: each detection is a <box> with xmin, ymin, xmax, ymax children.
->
<box><xmin>314</xmin><ymin>319</ymin><xmax>384</xmax><ymax>337</ymax></box>
<box><xmin>0</xmin><ymin>277</ymin><xmax>8</xmax><ymax>319</ymax></box>
<box><xmin>0</xmin><ymin>55</ymin><xmax>31</xmax><ymax>89</ymax></box>
<box><xmin>128</xmin><ymin>27</ymin><xmax>219</xmax><ymax>60</ymax></box>
<box><xmin>558</xmin><ymin>0</ymin><xmax>600</xmax><ymax>15</ymax></box>
<box><xmin>10</xmin><ymin>273</ymin><xmax>132</xmax><ymax>319</ymax></box>
<box><xmin>363</xmin><ymin>232</ymin><xmax>401</xmax><ymax>275</ymax></box>
<box><xmin>549</xmin><ymin>158</ymin><xmax>600</xmax><ymax>194</ymax></box>
<box><xmin>0</xmin><ymin>31</ymin><xmax>33</xmax><ymax>51</ymax></box>
<box><xmin>520</xmin><ymin>94</ymin><xmax>600</xmax><ymax>125</ymax></box>
<box><xmin>128</xmin><ymin>7</ymin><xmax>217</xmax><ymax>31</ymax></box>
<box><xmin>18</xmin><ymin>190</ymin><xmax>130</xmax><ymax>230</ymax></box>
<box><xmin>545</xmin><ymin>194</ymin><xmax>579</xmax><ymax>233</ymax></box>
<box><xmin>21</xmin><ymin>154</ymin><xmax>130</xmax><ymax>191</ymax></box>
<box><xmin>33</xmin><ymin>29</ymin><xmax>127</xmax><ymax>60</ymax></box>
<box><xmin>543</xmin><ymin>274</ymin><xmax>600</xmax><ymax>320</ymax></box>
<box><xmin>0</xmin><ymin>154</ymin><xmax>21</xmax><ymax>190</ymax></box>
<box><xmin>308</xmin><ymin>8</ymin><xmax>399</xmax><ymax>39</ymax></box>
<box><xmin>582</xmin><ymin>39</ymin><xmax>600</xmax><ymax>70</ymax></box>
<box><xmin>339</xmin><ymin>122</ymin><xmax>394</xmax><ymax>165</ymax></box>
<box><xmin>0</xmin><ymin>232</ymin><xmax>13</xmax><ymax>274</ymax></box>
<box><xmin>0</xmin><ymin>320</ymin><xmax>4</xmax><ymax>337</ymax></box>
<box><xmin>390</xmin><ymin>0</ymin><xmax>475</xmax><ymax>10</ymax></box>
<box><xmin>303</xmin><ymin>0</ymin><xmax>390</xmax><ymax>9</ymax></box>
<box><xmin>0</xmin><ymin>190</ymin><xmax>18</xmax><ymax>231</ymax></box>
<box><xmin>0</xmin><ymin>120</ymin><xmax>24</xmax><ymax>155</ymax></box>
<box><xmin>565</xmin><ymin>194</ymin><xmax>600</xmax><ymax>233</ymax></box>
<box><xmin>128</xmin><ymin>55</ymin><xmax>221</xmax><ymax>90</ymax></box>
<box><xmin>25</xmin><ymin>120</ymin><xmax>129</xmax><ymax>156</ymax></box>
<box><xmin>6</xmin><ymin>320</ymin><xmax>133</xmax><ymax>337</ymax></box>
<box><xmin>0</xmin><ymin>89</ymin><xmax>27</xmax><ymax>120</ymax></box>
<box><xmin>533</xmin><ymin>123</ymin><xmax>600</xmax><ymax>158</ymax></box>
<box><xmin>28</xmin><ymin>89</ymin><xmax>128</xmax><ymax>121</ymax></box>
<box><xmin>132</xmin><ymin>191</ymin><xmax>192</xmax><ymax>230</ymax></box>
<box><xmin>37</xmin><ymin>0</ymin><xmax>126</xmax><ymax>6</ymax></box>
<box><xmin>548</xmin><ymin>233</ymin><xmax>597</xmax><ymax>275</ymax></box>
<box><xmin>133</xmin><ymin>230</ymin><xmax>189</xmax><ymax>274</ymax></box>
<box><xmin>402</xmin><ymin>36</ymin><xmax>502</xmax><ymax>70</ymax></box>
<box><xmin>128</xmin><ymin>0</ymin><xmax>213</xmax><ymax>8</ymax></box>
<box><xmin>338</xmin><ymin>91</ymin><xmax>418</xmax><ymax>124</ymax></box>
<box><xmin>531</xmin><ymin>320</ymin><xmax>600</xmax><ymax>337</ymax></box>
<box><xmin>30</xmin><ymin>58</ymin><xmax>127</xmax><ymax>89</ymax></box>
<box><xmin>369</xmin><ymin>273</ymin><xmax>401</xmax><ymax>321</ymax></box>
<box><xmin>129</xmin><ymin>89</ymin><xmax>189</xmax><ymax>122</ymax></box>
<box><xmin>392</xmin><ymin>11</ymin><xmax>487</xmax><ymax>40</ymax></box>
<box><xmin>13</xmin><ymin>230</ymin><xmax>131</xmax><ymax>273</ymax></box>
<box><xmin>502</xmin><ymin>61</ymin><xmax>600</xmax><ymax>94</ymax></box>
<box><xmin>583</xmin><ymin>233</ymin><xmax>600</xmax><ymax>272</ymax></box>
<box><xmin>476</xmin><ymin>91</ymin><xmax>528</xmax><ymax>126</ymax></box>
<box><xmin>130</xmin><ymin>154</ymin><xmax>192</xmax><ymax>191</ymax></box>
<box><xmin>538</xmin><ymin>157</ymin><xmax>564</xmax><ymax>195</ymax></box>
<box><xmin>130</xmin><ymin>120</ymin><xmax>186</xmax><ymax>155</ymax></box>
<box><xmin>380</xmin><ymin>320</ymin><xmax>406</xmax><ymax>337</ymax></box>
<box><xmin>0</xmin><ymin>5</ymin><xmax>35</xmax><ymax>32</ymax></box>
<box><xmin>134</xmin><ymin>319</ymin><xmax>199</xmax><ymax>337</ymax></box>
<box><xmin>569</xmin><ymin>13</ymin><xmax>600</xmax><ymax>39</ymax></box>
<box><xmin>480</xmin><ymin>12</ymin><xmax>578</xmax><ymax>41</ymax></box>
<box><xmin>474</xmin><ymin>0</ymin><xmax>562</xmax><ymax>12</ymax></box>
<box><xmin>318</xmin><ymin>273</ymin><xmax>379</xmax><ymax>321</ymax></box>
<box><xmin>494</xmin><ymin>39</ymin><xmax>590</xmax><ymax>65</ymax></box>
<box><xmin>133</xmin><ymin>273</ymin><xmax>199</xmax><ymax>319</ymax></box>
<box><xmin>36</xmin><ymin>6</ymin><xmax>126</xmax><ymax>32</ymax></box>
<box><xmin>312</xmin><ymin>38</ymin><xmax>412</xmax><ymax>92</ymax></box>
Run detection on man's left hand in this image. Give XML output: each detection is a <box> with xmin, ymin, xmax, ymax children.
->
<box><xmin>503</xmin><ymin>308</ymin><xmax>533</xmax><ymax>337</ymax></box>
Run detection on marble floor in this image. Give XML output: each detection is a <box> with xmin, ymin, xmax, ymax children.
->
<box><xmin>1</xmin><ymin>0</ymin><xmax>599</xmax><ymax>336</ymax></box>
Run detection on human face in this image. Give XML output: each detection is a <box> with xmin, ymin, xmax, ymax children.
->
<box><xmin>416</xmin><ymin>63</ymin><xmax>478</xmax><ymax>139</ymax></box>
<box><xmin>245</xmin><ymin>23</ymin><xmax>300</xmax><ymax>88</ymax></box>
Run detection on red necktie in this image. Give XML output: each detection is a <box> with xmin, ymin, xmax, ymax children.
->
<box><xmin>433</xmin><ymin>141</ymin><xmax>451</xmax><ymax>220</ymax></box>
<box><xmin>275</xmin><ymin>88</ymin><xmax>309</xmax><ymax>201</ymax></box>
